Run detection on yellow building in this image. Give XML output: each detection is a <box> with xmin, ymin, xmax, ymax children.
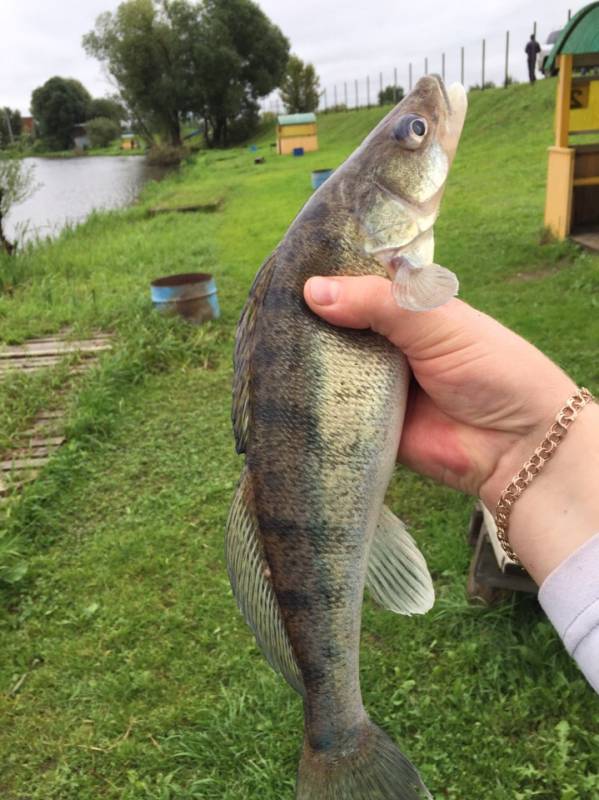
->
<box><xmin>121</xmin><ymin>133</ymin><xmax>138</xmax><ymax>151</ymax></box>
<box><xmin>277</xmin><ymin>113</ymin><xmax>318</xmax><ymax>155</ymax></box>
<box><xmin>544</xmin><ymin>2</ymin><xmax>599</xmax><ymax>247</ymax></box>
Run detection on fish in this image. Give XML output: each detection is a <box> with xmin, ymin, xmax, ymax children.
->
<box><xmin>226</xmin><ymin>74</ymin><xmax>467</xmax><ymax>799</ymax></box>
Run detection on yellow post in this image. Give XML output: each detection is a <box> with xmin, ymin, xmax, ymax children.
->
<box><xmin>555</xmin><ymin>54</ymin><xmax>573</xmax><ymax>147</ymax></box>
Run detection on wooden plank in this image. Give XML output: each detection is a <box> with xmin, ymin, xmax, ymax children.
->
<box><xmin>0</xmin><ymin>356</ymin><xmax>63</xmax><ymax>369</ymax></box>
<box><xmin>0</xmin><ymin>340</ymin><xmax>112</xmax><ymax>359</ymax></box>
<box><xmin>36</xmin><ymin>410</ymin><xmax>65</xmax><ymax>420</ymax></box>
<box><xmin>9</xmin><ymin>445</ymin><xmax>60</xmax><ymax>459</ymax></box>
<box><xmin>25</xmin><ymin>436</ymin><xmax>65</xmax><ymax>447</ymax></box>
<box><xmin>1</xmin><ymin>457</ymin><xmax>50</xmax><ymax>471</ymax></box>
<box><xmin>573</xmin><ymin>176</ymin><xmax>599</xmax><ymax>187</ymax></box>
<box><xmin>0</xmin><ymin>472</ymin><xmax>39</xmax><ymax>497</ymax></box>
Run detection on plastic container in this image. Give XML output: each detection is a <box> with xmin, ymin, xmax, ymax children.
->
<box><xmin>311</xmin><ymin>168</ymin><xmax>334</xmax><ymax>189</ymax></box>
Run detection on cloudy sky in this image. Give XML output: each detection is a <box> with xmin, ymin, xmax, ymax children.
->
<box><xmin>1</xmin><ymin>0</ymin><xmax>576</xmax><ymax>115</ymax></box>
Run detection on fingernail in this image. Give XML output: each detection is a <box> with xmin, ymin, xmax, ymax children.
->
<box><xmin>309</xmin><ymin>277</ymin><xmax>340</xmax><ymax>306</ymax></box>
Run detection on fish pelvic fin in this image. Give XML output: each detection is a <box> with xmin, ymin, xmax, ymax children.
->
<box><xmin>391</xmin><ymin>256</ymin><xmax>458</xmax><ymax>312</ymax></box>
<box><xmin>366</xmin><ymin>505</ymin><xmax>434</xmax><ymax>615</ymax></box>
<box><xmin>225</xmin><ymin>467</ymin><xmax>304</xmax><ymax>695</ymax></box>
<box><xmin>296</xmin><ymin>719</ymin><xmax>432</xmax><ymax>799</ymax></box>
<box><xmin>232</xmin><ymin>251</ymin><xmax>278</xmax><ymax>454</ymax></box>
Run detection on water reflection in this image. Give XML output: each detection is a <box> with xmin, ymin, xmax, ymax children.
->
<box><xmin>5</xmin><ymin>156</ymin><xmax>171</xmax><ymax>244</ymax></box>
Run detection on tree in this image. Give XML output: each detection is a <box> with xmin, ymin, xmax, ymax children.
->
<box><xmin>31</xmin><ymin>77</ymin><xmax>92</xmax><ymax>150</ymax></box>
<box><xmin>378</xmin><ymin>85</ymin><xmax>404</xmax><ymax>106</ymax></box>
<box><xmin>86</xmin><ymin>117</ymin><xmax>122</xmax><ymax>147</ymax></box>
<box><xmin>0</xmin><ymin>108</ymin><xmax>22</xmax><ymax>149</ymax></box>
<box><xmin>279</xmin><ymin>55</ymin><xmax>320</xmax><ymax>114</ymax></box>
<box><xmin>83</xmin><ymin>0</ymin><xmax>290</xmax><ymax>149</ymax></box>
<box><xmin>0</xmin><ymin>160</ymin><xmax>37</xmax><ymax>255</ymax></box>
<box><xmin>89</xmin><ymin>96</ymin><xmax>127</xmax><ymax>123</ymax></box>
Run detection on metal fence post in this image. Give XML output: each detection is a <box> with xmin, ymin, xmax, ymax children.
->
<box><xmin>379</xmin><ymin>71</ymin><xmax>383</xmax><ymax>103</ymax></box>
<box><xmin>461</xmin><ymin>46</ymin><xmax>464</xmax><ymax>85</ymax></box>
<box><xmin>355</xmin><ymin>79</ymin><xmax>359</xmax><ymax>109</ymax></box>
<box><xmin>367</xmin><ymin>75</ymin><xmax>371</xmax><ymax>107</ymax></box>
<box><xmin>442</xmin><ymin>52</ymin><xmax>446</xmax><ymax>81</ymax></box>
<box><xmin>409</xmin><ymin>62</ymin><xmax>413</xmax><ymax>91</ymax></box>
<box><xmin>344</xmin><ymin>82</ymin><xmax>348</xmax><ymax>107</ymax></box>
<box><xmin>394</xmin><ymin>66</ymin><xmax>398</xmax><ymax>101</ymax></box>
<box><xmin>568</xmin><ymin>9</ymin><xmax>571</xmax><ymax>20</ymax></box>
<box><xmin>482</xmin><ymin>38</ymin><xmax>486</xmax><ymax>88</ymax></box>
<box><xmin>424</xmin><ymin>56</ymin><xmax>428</xmax><ymax>75</ymax></box>
<box><xmin>334</xmin><ymin>85</ymin><xmax>338</xmax><ymax>108</ymax></box>
<box><xmin>505</xmin><ymin>30</ymin><xmax>510</xmax><ymax>86</ymax></box>
<box><xmin>533</xmin><ymin>20</ymin><xmax>537</xmax><ymax>38</ymax></box>
<box><xmin>324</xmin><ymin>88</ymin><xmax>328</xmax><ymax>111</ymax></box>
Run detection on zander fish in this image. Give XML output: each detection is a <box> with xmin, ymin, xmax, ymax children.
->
<box><xmin>227</xmin><ymin>75</ymin><xmax>467</xmax><ymax>799</ymax></box>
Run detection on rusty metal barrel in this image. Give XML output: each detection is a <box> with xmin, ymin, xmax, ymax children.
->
<box><xmin>150</xmin><ymin>272</ymin><xmax>220</xmax><ymax>324</ymax></box>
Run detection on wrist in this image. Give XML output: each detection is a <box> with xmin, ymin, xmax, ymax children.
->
<box><xmin>484</xmin><ymin>401</ymin><xmax>599</xmax><ymax>584</ymax></box>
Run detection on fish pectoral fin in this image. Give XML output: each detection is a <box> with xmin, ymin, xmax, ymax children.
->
<box><xmin>225</xmin><ymin>468</ymin><xmax>304</xmax><ymax>695</ymax></box>
<box><xmin>232</xmin><ymin>251</ymin><xmax>279</xmax><ymax>454</ymax></box>
<box><xmin>391</xmin><ymin>257</ymin><xmax>459</xmax><ymax>312</ymax></box>
<box><xmin>366</xmin><ymin>505</ymin><xmax>435</xmax><ymax>615</ymax></box>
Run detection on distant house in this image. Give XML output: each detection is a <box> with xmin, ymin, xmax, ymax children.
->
<box><xmin>120</xmin><ymin>132</ymin><xmax>138</xmax><ymax>150</ymax></box>
<box><xmin>73</xmin><ymin>123</ymin><xmax>90</xmax><ymax>150</ymax></box>
<box><xmin>21</xmin><ymin>116</ymin><xmax>35</xmax><ymax>136</ymax></box>
<box><xmin>276</xmin><ymin>113</ymin><xmax>318</xmax><ymax>155</ymax></box>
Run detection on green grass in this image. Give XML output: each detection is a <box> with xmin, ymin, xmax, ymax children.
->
<box><xmin>1</xmin><ymin>78</ymin><xmax>598</xmax><ymax>799</ymax></box>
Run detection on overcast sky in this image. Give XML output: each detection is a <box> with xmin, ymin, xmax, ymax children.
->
<box><xmin>1</xmin><ymin>0</ymin><xmax>577</xmax><ymax>116</ymax></box>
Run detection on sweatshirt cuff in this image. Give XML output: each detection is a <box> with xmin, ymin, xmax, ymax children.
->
<box><xmin>538</xmin><ymin>532</ymin><xmax>599</xmax><ymax>694</ymax></box>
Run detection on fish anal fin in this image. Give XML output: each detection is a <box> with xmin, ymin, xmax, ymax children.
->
<box><xmin>232</xmin><ymin>251</ymin><xmax>278</xmax><ymax>453</ymax></box>
<box><xmin>225</xmin><ymin>468</ymin><xmax>304</xmax><ymax>695</ymax></box>
<box><xmin>366</xmin><ymin>505</ymin><xmax>435</xmax><ymax>616</ymax></box>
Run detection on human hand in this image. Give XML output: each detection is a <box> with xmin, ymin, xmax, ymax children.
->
<box><xmin>304</xmin><ymin>275</ymin><xmax>598</xmax><ymax>582</ymax></box>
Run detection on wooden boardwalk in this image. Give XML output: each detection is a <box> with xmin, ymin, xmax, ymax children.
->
<box><xmin>0</xmin><ymin>332</ymin><xmax>113</xmax><ymax>500</ymax></box>
<box><xmin>0</xmin><ymin>333</ymin><xmax>112</xmax><ymax>377</ymax></box>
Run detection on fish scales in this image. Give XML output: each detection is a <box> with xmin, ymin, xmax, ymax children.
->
<box><xmin>227</xmin><ymin>74</ymin><xmax>467</xmax><ymax>799</ymax></box>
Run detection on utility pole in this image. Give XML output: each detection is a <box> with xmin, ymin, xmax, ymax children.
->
<box><xmin>505</xmin><ymin>30</ymin><xmax>510</xmax><ymax>87</ymax></box>
<box><xmin>3</xmin><ymin>108</ymin><xmax>14</xmax><ymax>144</ymax></box>
<box><xmin>482</xmin><ymin>38</ymin><xmax>486</xmax><ymax>88</ymax></box>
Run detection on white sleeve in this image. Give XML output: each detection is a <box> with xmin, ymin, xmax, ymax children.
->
<box><xmin>538</xmin><ymin>532</ymin><xmax>599</xmax><ymax>694</ymax></box>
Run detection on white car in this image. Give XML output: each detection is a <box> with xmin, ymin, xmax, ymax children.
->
<box><xmin>537</xmin><ymin>29</ymin><xmax>563</xmax><ymax>75</ymax></box>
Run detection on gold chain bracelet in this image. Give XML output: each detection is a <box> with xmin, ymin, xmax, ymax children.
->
<box><xmin>494</xmin><ymin>387</ymin><xmax>595</xmax><ymax>564</ymax></box>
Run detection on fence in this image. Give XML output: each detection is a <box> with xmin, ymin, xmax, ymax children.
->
<box><xmin>260</xmin><ymin>7</ymin><xmax>575</xmax><ymax>115</ymax></box>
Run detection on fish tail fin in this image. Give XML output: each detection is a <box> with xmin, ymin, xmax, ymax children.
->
<box><xmin>296</xmin><ymin>719</ymin><xmax>431</xmax><ymax>799</ymax></box>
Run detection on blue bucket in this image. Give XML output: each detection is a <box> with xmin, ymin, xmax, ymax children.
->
<box><xmin>293</xmin><ymin>147</ymin><xmax>304</xmax><ymax>157</ymax></box>
<box><xmin>311</xmin><ymin>168</ymin><xmax>334</xmax><ymax>190</ymax></box>
<box><xmin>151</xmin><ymin>272</ymin><xmax>220</xmax><ymax>324</ymax></box>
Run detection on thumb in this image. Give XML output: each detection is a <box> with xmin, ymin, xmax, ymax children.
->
<box><xmin>303</xmin><ymin>275</ymin><xmax>470</xmax><ymax>357</ymax></box>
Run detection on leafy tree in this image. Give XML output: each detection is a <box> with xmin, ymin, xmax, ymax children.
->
<box><xmin>89</xmin><ymin>96</ymin><xmax>127</xmax><ymax>123</ymax></box>
<box><xmin>0</xmin><ymin>160</ymin><xmax>37</xmax><ymax>254</ymax></box>
<box><xmin>279</xmin><ymin>55</ymin><xmax>320</xmax><ymax>114</ymax></box>
<box><xmin>86</xmin><ymin>117</ymin><xmax>122</xmax><ymax>148</ymax></box>
<box><xmin>31</xmin><ymin>77</ymin><xmax>92</xmax><ymax>150</ymax></box>
<box><xmin>0</xmin><ymin>108</ymin><xmax>22</xmax><ymax>149</ymax></box>
<box><xmin>83</xmin><ymin>0</ymin><xmax>289</xmax><ymax>149</ymax></box>
<box><xmin>378</xmin><ymin>85</ymin><xmax>404</xmax><ymax>106</ymax></box>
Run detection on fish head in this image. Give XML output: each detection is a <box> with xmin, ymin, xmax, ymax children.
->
<box><xmin>352</xmin><ymin>75</ymin><xmax>467</xmax><ymax>310</ymax></box>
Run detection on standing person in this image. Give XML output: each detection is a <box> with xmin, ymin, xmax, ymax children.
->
<box><xmin>525</xmin><ymin>34</ymin><xmax>541</xmax><ymax>82</ymax></box>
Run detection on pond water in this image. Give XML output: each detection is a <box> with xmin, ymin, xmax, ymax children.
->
<box><xmin>5</xmin><ymin>156</ymin><xmax>170</xmax><ymax>245</ymax></box>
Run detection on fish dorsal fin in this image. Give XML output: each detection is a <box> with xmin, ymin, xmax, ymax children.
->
<box><xmin>225</xmin><ymin>468</ymin><xmax>305</xmax><ymax>695</ymax></box>
<box><xmin>232</xmin><ymin>252</ymin><xmax>278</xmax><ymax>454</ymax></box>
<box><xmin>366</xmin><ymin>505</ymin><xmax>435</xmax><ymax>615</ymax></box>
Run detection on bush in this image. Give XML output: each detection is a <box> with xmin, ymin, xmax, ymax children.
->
<box><xmin>146</xmin><ymin>144</ymin><xmax>187</xmax><ymax>166</ymax></box>
<box><xmin>86</xmin><ymin>116</ymin><xmax>122</xmax><ymax>148</ymax></box>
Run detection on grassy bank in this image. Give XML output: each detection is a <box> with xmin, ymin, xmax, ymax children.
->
<box><xmin>1</xmin><ymin>78</ymin><xmax>598</xmax><ymax>799</ymax></box>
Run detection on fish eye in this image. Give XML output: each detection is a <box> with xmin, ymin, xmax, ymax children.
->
<box><xmin>393</xmin><ymin>114</ymin><xmax>428</xmax><ymax>150</ymax></box>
